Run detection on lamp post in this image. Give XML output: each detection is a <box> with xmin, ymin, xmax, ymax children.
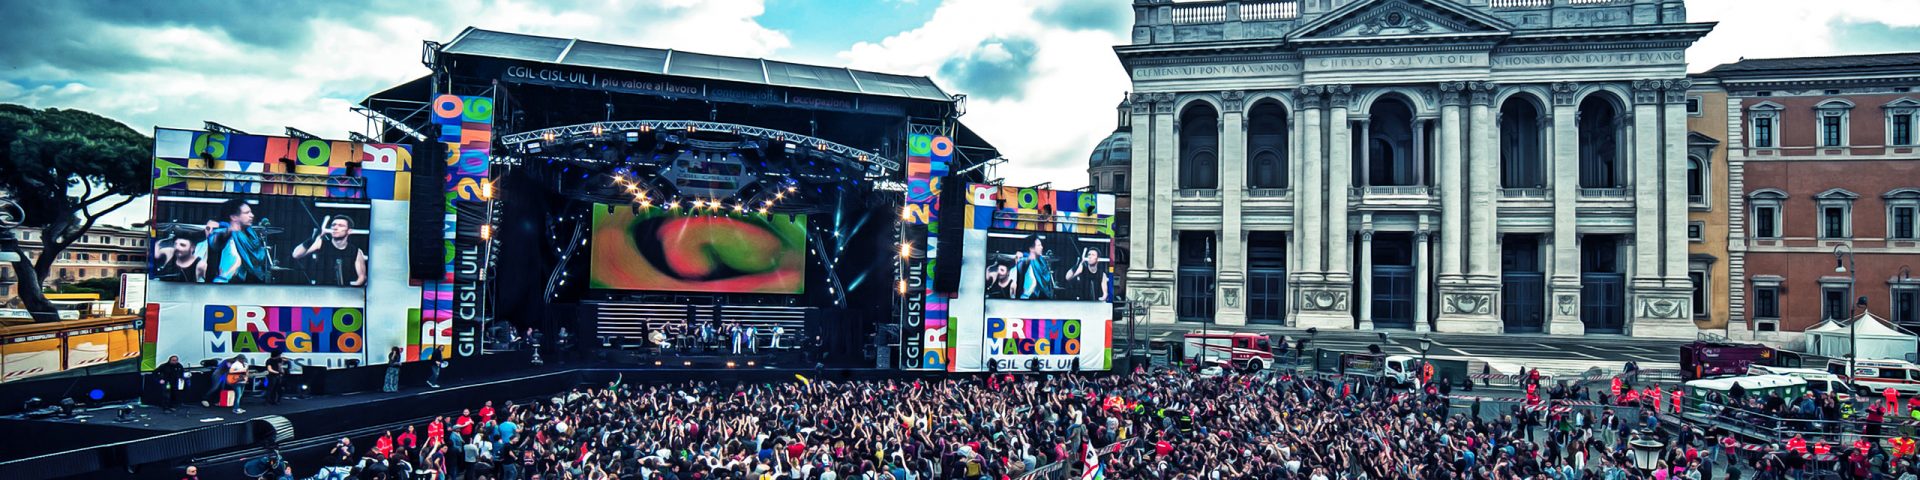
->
<box><xmin>1836</xmin><ymin>244</ymin><xmax>1860</xmax><ymax>388</ymax></box>
<box><xmin>1628</xmin><ymin>431</ymin><xmax>1666</xmax><ymax>473</ymax></box>
<box><xmin>1418</xmin><ymin>336</ymin><xmax>1433</xmax><ymax>389</ymax></box>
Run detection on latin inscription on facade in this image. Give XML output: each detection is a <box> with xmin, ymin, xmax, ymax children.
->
<box><xmin>1493</xmin><ymin>51</ymin><xmax>1684</xmax><ymax>69</ymax></box>
<box><xmin>1134</xmin><ymin>62</ymin><xmax>1299</xmax><ymax>80</ymax></box>
<box><xmin>1307</xmin><ymin>53</ymin><xmax>1487</xmax><ymax>72</ymax></box>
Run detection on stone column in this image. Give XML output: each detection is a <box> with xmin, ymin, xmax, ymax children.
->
<box><xmin>1326</xmin><ymin>85</ymin><xmax>1354</xmax><ymax>283</ymax></box>
<box><xmin>1297</xmin><ymin>86</ymin><xmax>1326</xmax><ymax>280</ymax></box>
<box><xmin>1437</xmin><ymin>82</ymin><xmax>1466</xmax><ymax>282</ymax></box>
<box><xmin>1359</xmin><ymin>230</ymin><xmax>1375</xmax><ymax>330</ymax></box>
<box><xmin>1413</xmin><ymin>119</ymin><xmax>1427</xmax><ymax>187</ymax></box>
<box><xmin>1415</xmin><ymin>230</ymin><xmax>1432</xmax><ymax>332</ymax></box>
<box><xmin>1547</xmin><ymin>83</ymin><xmax>1584</xmax><ymax>336</ymax></box>
<box><xmin>1467</xmin><ymin>82</ymin><xmax>1499</xmax><ymax>284</ymax></box>
<box><xmin>1217</xmin><ymin>91</ymin><xmax>1248</xmax><ymax>326</ymax></box>
<box><xmin>1357</xmin><ymin>119</ymin><xmax>1371</xmax><ymax>188</ymax></box>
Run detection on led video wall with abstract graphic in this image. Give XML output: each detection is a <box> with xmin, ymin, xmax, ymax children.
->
<box><xmin>149</xmin><ymin>194</ymin><xmax>373</xmax><ymax>287</ymax></box>
<box><xmin>589</xmin><ymin>204</ymin><xmax>807</xmax><ymax>294</ymax></box>
<box><xmin>982</xmin><ymin>230</ymin><xmax>1112</xmax><ymax>302</ymax></box>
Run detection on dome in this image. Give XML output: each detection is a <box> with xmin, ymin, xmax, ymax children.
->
<box><xmin>1088</xmin><ymin>129</ymin><xmax>1132</xmax><ymax>168</ymax></box>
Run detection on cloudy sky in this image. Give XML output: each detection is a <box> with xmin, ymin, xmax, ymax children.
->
<box><xmin>3</xmin><ymin>0</ymin><xmax>1918</xmax><ymax>228</ymax></box>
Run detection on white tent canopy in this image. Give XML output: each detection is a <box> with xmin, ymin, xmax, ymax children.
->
<box><xmin>1804</xmin><ymin>311</ymin><xmax>1918</xmax><ymax>361</ymax></box>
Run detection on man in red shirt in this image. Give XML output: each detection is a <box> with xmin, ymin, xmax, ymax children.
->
<box><xmin>455</xmin><ymin>409</ymin><xmax>475</xmax><ymax>437</ymax></box>
<box><xmin>373</xmin><ymin>431</ymin><xmax>394</xmax><ymax>459</ymax></box>
<box><xmin>478</xmin><ymin>401</ymin><xmax>495</xmax><ymax>425</ymax></box>
<box><xmin>427</xmin><ymin>416</ymin><xmax>446</xmax><ymax>443</ymax></box>
<box><xmin>788</xmin><ymin>441</ymin><xmax>806</xmax><ymax>461</ymax></box>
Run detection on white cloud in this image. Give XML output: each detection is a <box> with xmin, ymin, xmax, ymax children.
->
<box><xmin>839</xmin><ymin>0</ymin><xmax>1130</xmax><ymax>189</ymax></box>
<box><xmin>2</xmin><ymin>0</ymin><xmax>794</xmax><ymax>228</ymax></box>
<box><xmin>1686</xmin><ymin>0</ymin><xmax>1920</xmax><ymax>71</ymax></box>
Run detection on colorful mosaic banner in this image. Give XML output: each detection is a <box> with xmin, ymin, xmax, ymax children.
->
<box><xmin>900</xmin><ymin>134</ymin><xmax>951</xmax><ymax>370</ymax></box>
<box><xmin>151</xmin><ymin>128</ymin><xmax>413</xmax><ymax>200</ymax></box>
<box><xmin>961</xmin><ymin>184</ymin><xmax>1114</xmax><ymax>235</ymax></box>
<box><xmin>425</xmin><ymin>94</ymin><xmax>493</xmax><ymax>358</ymax></box>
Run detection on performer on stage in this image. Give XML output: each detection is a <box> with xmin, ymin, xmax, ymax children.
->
<box><xmin>292</xmin><ymin>215</ymin><xmax>369</xmax><ymax>286</ymax></box>
<box><xmin>1062</xmin><ymin>247</ymin><xmax>1110</xmax><ymax>302</ymax></box>
<box><xmin>155</xmin><ymin>355</ymin><xmax>189</xmax><ymax>412</ymax></box>
<box><xmin>1012</xmin><ymin>235</ymin><xmax>1055</xmax><ymax>300</ymax></box>
<box><xmin>985</xmin><ymin>262</ymin><xmax>1014</xmax><ymax>298</ymax></box>
<box><xmin>205</xmin><ymin>199</ymin><xmax>272</xmax><ymax>283</ymax></box>
<box><xmin>152</xmin><ymin>235</ymin><xmax>208</xmax><ymax>283</ymax></box>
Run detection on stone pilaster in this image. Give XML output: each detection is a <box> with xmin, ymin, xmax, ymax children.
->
<box><xmin>1467</xmin><ymin>81</ymin><xmax>1500</xmax><ymax>285</ymax></box>
<box><xmin>1326</xmin><ymin>84</ymin><xmax>1354</xmax><ymax>282</ymax></box>
<box><xmin>1437</xmin><ymin>82</ymin><xmax>1466</xmax><ymax>282</ymax></box>
<box><xmin>1359</xmin><ymin>230</ymin><xmax>1375</xmax><ymax>330</ymax></box>
<box><xmin>1629</xmin><ymin>79</ymin><xmax>1698</xmax><ymax>339</ymax></box>
<box><xmin>1414</xmin><ymin>230</ymin><xmax>1432</xmax><ymax>332</ymax></box>
<box><xmin>1292</xmin><ymin>85</ymin><xmax>1353</xmax><ymax>330</ymax></box>
<box><xmin>1148</xmin><ymin>92</ymin><xmax>1180</xmax><ymax>324</ymax></box>
<box><xmin>1548</xmin><ymin>82</ymin><xmax>1584</xmax><ymax>336</ymax></box>
<box><xmin>1217</xmin><ymin>90</ymin><xmax>1248</xmax><ymax>326</ymax></box>
<box><xmin>1433</xmin><ymin>81</ymin><xmax>1500</xmax><ymax>333</ymax></box>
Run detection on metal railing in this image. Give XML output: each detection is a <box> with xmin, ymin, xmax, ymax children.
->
<box><xmin>1578</xmin><ymin>187</ymin><xmax>1633</xmax><ymax>198</ymax></box>
<box><xmin>1177</xmin><ymin>189</ymin><xmax>1220</xmax><ymax>199</ymax></box>
<box><xmin>1246</xmin><ymin>188</ymin><xmax>1290</xmax><ymax>198</ymax></box>
<box><xmin>1359</xmin><ymin>185</ymin><xmax>1433</xmax><ymax>197</ymax></box>
<box><xmin>1500</xmin><ymin>187</ymin><xmax>1550</xmax><ymax>199</ymax></box>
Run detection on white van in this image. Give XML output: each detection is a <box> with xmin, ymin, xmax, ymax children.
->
<box><xmin>1826</xmin><ymin>359</ymin><xmax>1920</xmax><ymax>397</ymax></box>
<box><xmin>1749</xmin><ymin>365</ymin><xmax>1853</xmax><ymax>400</ymax></box>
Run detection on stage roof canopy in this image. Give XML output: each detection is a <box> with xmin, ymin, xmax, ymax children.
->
<box><xmin>439</xmin><ymin>27</ymin><xmax>953</xmax><ymax>102</ymax></box>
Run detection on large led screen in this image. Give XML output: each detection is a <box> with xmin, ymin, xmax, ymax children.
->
<box><xmin>150</xmin><ymin>194</ymin><xmax>372</xmax><ymax>286</ymax></box>
<box><xmin>983</xmin><ymin>230</ymin><xmax>1112</xmax><ymax>302</ymax></box>
<box><xmin>590</xmin><ymin>204</ymin><xmax>807</xmax><ymax>294</ymax></box>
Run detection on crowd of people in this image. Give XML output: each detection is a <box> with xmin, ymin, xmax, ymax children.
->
<box><xmin>224</xmin><ymin>363</ymin><xmax>1850</xmax><ymax>480</ymax></box>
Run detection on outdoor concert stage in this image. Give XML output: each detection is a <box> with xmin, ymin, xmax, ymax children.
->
<box><xmin>0</xmin><ymin>350</ymin><xmax>920</xmax><ymax>480</ymax></box>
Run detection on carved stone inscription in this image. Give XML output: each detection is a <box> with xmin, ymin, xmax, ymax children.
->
<box><xmin>1309</xmin><ymin>53</ymin><xmax>1487</xmax><ymax>72</ymax></box>
<box><xmin>1493</xmin><ymin>51</ymin><xmax>1685</xmax><ymax>69</ymax></box>
<box><xmin>1134</xmin><ymin>63</ymin><xmax>1299</xmax><ymax>80</ymax></box>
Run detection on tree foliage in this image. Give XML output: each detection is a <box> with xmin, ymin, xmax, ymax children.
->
<box><xmin>0</xmin><ymin>104</ymin><xmax>151</xmax><ymax>318</ymax></box>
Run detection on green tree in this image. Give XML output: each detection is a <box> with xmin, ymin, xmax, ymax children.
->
<box><xmin>0</xmin><ymin>104</ymin><xmax>151</xmax><ymax>322</ymax></box>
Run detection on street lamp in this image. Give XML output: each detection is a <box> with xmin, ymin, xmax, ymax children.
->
<box><xmin>1836</xmin><ymin>244</ymin><xmax>1861</xmax><ymax>388</ymax></box>
<box><xmin>1418</xmin><ymin>336</ymin><xmax>1433</xmax><ymax>388</ymax></box>
<box><xmin>1628</xmin><ymin>432</ymin><xmax>1666</xmax><ymax>473</ymax></box>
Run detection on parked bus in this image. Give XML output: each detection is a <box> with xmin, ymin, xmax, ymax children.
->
<box><xmin>1681</xmin><ymin>340</ymin><xmax>1798</xmax><ymax>380</ymax></box>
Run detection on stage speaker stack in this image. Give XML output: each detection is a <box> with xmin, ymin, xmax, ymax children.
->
<box><xmin>409</xmin><ymin>140</ymin><xmax>447</xmax><ymax>280</ymax></box>
<box><xmin>932</xmin><ymin>175</ymin><xmax>966</xmax><ymax>293</ymax></box>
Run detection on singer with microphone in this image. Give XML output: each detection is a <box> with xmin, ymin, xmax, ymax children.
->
<box><xmin>292</xmin><ymin>215</ymin><xmax>368</xmax><ymax>287</ymax></box>
<box><xmin>205</xmin><ymin>199</ymin><xmax>272</xmax><ymax>284</ymax></box>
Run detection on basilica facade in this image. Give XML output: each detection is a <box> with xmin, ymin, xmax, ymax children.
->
<box><xmin>1114</xmin><ymin>0</ymin><xmax>1712</xmax><ymax>336</ymax></box>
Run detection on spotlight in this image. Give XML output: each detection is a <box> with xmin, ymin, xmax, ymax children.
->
<box><xmin>527</xmin><ymin>141</ymin><xmax>543</xmax><ymax>154</ymax></box>
<box><xmin>899</xmin><ymin>242</ymin><xmax>912</xmax><ymax>258</ymax></box>
<box><xmin>625</xmin><ymin>130</ymin><xmax>640</xmax><ymax>142</ymax></box>
<box><xmin>727</xmin><ymin>361</ymin><xmax>737</xmax><ymax>368</ymax></box>
<box><xmin>654</xmin><ymin>360</ymin><xmax>662</xmax><ymax>366</ymax></box>
<box><xmin>747</xmin><ymin>361</ymin><xmax>756</xmax><ymax>367</ymax></box>
<box><xmin>788</xmin><ymin>186</ymin><xmax>798</xmax><ymax>193</ymax></box>
<box><xmin>759</xmin><ymin>208</ymin><xmax>769</xmax><ymax>214</ymax></box>
<box><xmin>683</xmin><ymin>361</ymin><xmax>692</xmax><ymax>366</ymax></box>
<box><xmin>58</xmin><ymin>398</ymin><xmax>76</xmax><ymax>418</ymax></box>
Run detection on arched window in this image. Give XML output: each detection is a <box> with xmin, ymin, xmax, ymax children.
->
<box><xmin>1577</xmin><ymin>93</ymin><xmax>1627</xmax><ymax>189</ymax></box>
<box><xmin>1499</xmin><ymin>95</ymin><xmax>1546</xmax><ymax>188</ymax></box>
<box><xmin>1687</xmin><ymin>156</ymin><xmax>1705</xmax><ymax>205</ymax></box>
<box><xmin>1247</xmin><ymin>101</ymin><xmax>1289</xmax><ymax>189</ymax></box>
<box><xmin>1179</xmin><ymin>103</ymin><xmax>1219</xmax><ymax>190</ymax></box>
<box><xmin>1366</xmin><ymin>96</ymin><xmax>1420</xmax><ymax>186</ymax></box>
